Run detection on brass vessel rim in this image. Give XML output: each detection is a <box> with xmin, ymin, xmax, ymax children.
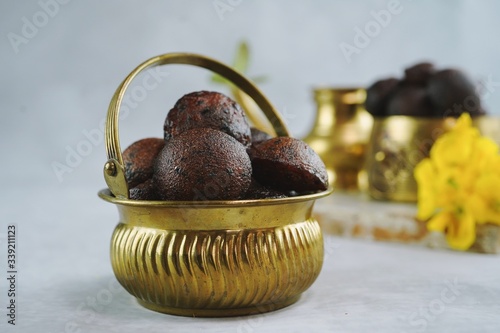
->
<box><xmin>98</xmin><ymin>187</ymin><xmax>333</xmax><ymax>208</ymax></box>
<box><xmin>312</xmin><ymin>87</ymin><xmax>366</xmax><ymax>104</ymax></box>
<box><xmin>372</xmin><ymin>115</ymin><xmax>492</xmax><ymax>121</ymax></box>
<box><xmin>312</xmin><ymin>86</ymin><xmax>365</xmax><ymax>92</ymax></box>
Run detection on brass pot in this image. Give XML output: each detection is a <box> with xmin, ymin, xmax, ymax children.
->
<box><xmin>365</xmin><ymin>115</ymin><xmax>500</xmax><ymax>202</ymax></box>
<box><xmin>98</xmin><ymin>53</ymin><xmax>331</xmax><ymax>317</ymax></box>
<box><xmin>304</xmin><ymin>88</ymin><xmax>373</xmax><ymax>190</ymax></box>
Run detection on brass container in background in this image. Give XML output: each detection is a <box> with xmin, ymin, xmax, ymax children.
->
<box><xmin>304</xmin><ymin>88</ymin><xmax>373</xmax><ymax>190</ymax></box>
<box><xmin>99</xmin><ymin>53</ymin><xmax>331</xmax><ymax>317</ymax></box>
<box><xmin>366</xmin><ymin>115</ymin><xmax>500</xmax><ymax>202</ymax></box>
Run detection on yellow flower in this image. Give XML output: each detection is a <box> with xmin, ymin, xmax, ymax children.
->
<box><xmin>430</xmin><ymin>114</ymin><xmax>478</xmax><ymax>171</ymax></box>
<box><xmin>414</xmin><ymin>159</ymin><xmax>436</xmax><ymax>221</ymax></box>
<box><xmin>470</xmin><ymin>172</ymin><xmax>500</xmax><ymax>225</ymax></box>
<box><xmin>427</xmin><ymin>210</ymin><xmax>476</xmax><ymax>250</ymax></box>
<box><xmin>414</xmin><ymin>113</ymin><xmax>500</xmax><ymax>251</ymax></box>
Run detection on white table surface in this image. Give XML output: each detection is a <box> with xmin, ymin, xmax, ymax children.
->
<box><xmin>1</xmin><ymin>186</ymin><xmax>500</xmax><ymax>333</ymax></box>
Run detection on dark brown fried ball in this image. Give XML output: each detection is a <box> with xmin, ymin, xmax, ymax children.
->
<box><xmin>250</xmin><ymin>127</ymin><xmax>273</xmax><ymax>146</ymax></box>
<box><xmin>243</xmin><ymin>178</ymin><xmax>287</xmax><ymax>199</ymax></box>
<box><xmin>365</xmin><ymin>78</ymin><xmax>400</xmax><ymax>117</ymax></box>
<box><xmin>123</xmin><ymin>138</ymin><xmax>165</xmax><ymax>188</ymax></box>
<box><xmin>404</xmin><ymin>62</ymin><xmax>435</xmax><ymax>85</ymax></box>
<box><xmin>153</xmin><ymin>128</ymin><xmax>252</xmax><ymax>201</ymax></box>
<box><xmin>164</xmin><ymin>91</ymin><xmax>252</xmax><ymax>147</ymax></box>
<box><xmin>386</xmin><ymin>86</ymin><xmax>434</xmax><ymax>117</ymax></box>
<box><xmin>129</xmin><ymin>179</ymin><xmax>157</xmax><ymax>200</ymax></box>
<box><xmin>250</xmin><ymin>137</ymin><xmax>328</xmax><ymax>192</ymax></box>
<box><xmin>427</xmin><ymin>69</ymin><xmax>482</xmax><ymax>117</ymax></box>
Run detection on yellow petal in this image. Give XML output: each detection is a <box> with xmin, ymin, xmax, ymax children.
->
<box><xmin>430</xmin><ymin>114</ymin><xmax>480</xmax><ymax>170</ymax></box>
<box><xmin>467</xmin><ymin>194</ymin><xmax>489</xmax><ymax>224</ymax></box>
<box><xmin>473</xmin><ymin>174</ymin><xmax>500</xmax><ymax>225</ymax></box>
<box><xmin>434</xmin><ymin>168</ymin><xmax>463</xmax><ymax>207</ymax></box>
<box><xmin>427</xmin><ymin>211</ymin><xmax>450</xmax><ymax>232</ymax></box>
<box><xmin>431</xmin><ymin>135</ymin><xmax>473</xmax><ymax>170</ymax></box>
<box><xmin>414</xmin><ymin>158</ymin><xmax>434</xmax><ymax>183</ymax></box>
<box><xmin>484</xmin><ymin>210</ymin><xmax>500</xmax><ymax>226</ymax></box>
<box><xmin>475</xmin><ymin>173</ymin><xmax>500</xmax><ymax>198</ymax></box>
<box><xmin>474</xmin><ymin>136</ymin><xmax>499</xmax><ymax>156</ymax></box>
<box><xmin>489</xmin><ymin>155</ymin><xmax>500</xmax><ymax>172</ymax></box>
<box><xmin>445</xmin><ymin>211</ymin><xmax>476</xmax><ymax>251</ymax></box>
<box><xmin>470</xmin><ymin>137</ymin><xmax>499</xmax><ymax>172</ymax></box>
<box><xmin>414</xmin><ymin>159</ymin><xmax>436</xmax><ymax>220</ymax></box>
<box><xmin>455</xmin><ymin>113</ymin><xmax>473</xmax><ymax>130</ymax></box>
<box><xmin>417</xmin><ymin>192</ymin><xmax>436</xmax><ymax>221</ymax></box>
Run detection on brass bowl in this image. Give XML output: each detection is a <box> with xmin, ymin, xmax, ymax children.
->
<box><xmin>99</xmin><ymin>53</ymin><xmax>332</xmax><ymax>317</ymax></box>
<box><xmin>365</xmin><ymin>115</ymin><xmax>500</xmax><ymax>202</ymax></box>
<box><xmin>98</xmin><ymin>190</ymin><xmax>329</xmax><ymax>317</ymax></box>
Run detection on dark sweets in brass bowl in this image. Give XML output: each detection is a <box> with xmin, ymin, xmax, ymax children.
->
<box><xmin>123</xmin><ymin>91</ymin><xmax>328</xmax><ymax>201</ymax></box>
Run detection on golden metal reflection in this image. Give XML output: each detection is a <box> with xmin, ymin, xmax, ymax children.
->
<box><xmin>304</xmin><ymin>88</ymin><xmax>373</xmax><ymax>191</ymax></box>
<box><xmin>365</xmin><ymin>116</ymin><xmax>500</xmax><ymax>202</ymax></box>
<box><xmin>99</xmin><ymin>53</ymin><xmax>331</xmax><ymax>317</ymax></box>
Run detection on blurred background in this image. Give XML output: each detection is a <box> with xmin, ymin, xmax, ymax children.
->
<box><xmin>1</xmin><ymin>2</ymin><xmax>500</xmax><ymax>331</ymax></box>
<box><xmin>1</xmin><ymin>0</ymin><xmax>500</xmax><ymax>191</ymax></box>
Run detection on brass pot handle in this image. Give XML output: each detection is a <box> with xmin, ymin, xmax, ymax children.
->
<box><xmin>104</xmin><ymin>53</ymin><xmax>290</xmax><ymax>199</ymax></box>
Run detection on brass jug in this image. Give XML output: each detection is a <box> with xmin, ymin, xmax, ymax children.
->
<box><xmin>304</xmin><ymin>88</ymin><xmax>373</xmax><ymax>190</ymax></box>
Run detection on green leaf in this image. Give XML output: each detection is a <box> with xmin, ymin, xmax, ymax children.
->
<box><xmin>210</xmin><ymin>40</ymin><xmax>267</xmax><ymax>87</ymax></box>
<box><xmin>250</xmin><ymin>75</ymin><xmax>268</xmax><ymax>84</ymax></box>
<box><xmin>211</xmin><ymin>74</ymin><xmax>230</xmax><ymax>84</ymax></box>
<box><xmin>233</xmin><ymin>41</ymin><xmax>249</xmax><ymax>73</ymax></box>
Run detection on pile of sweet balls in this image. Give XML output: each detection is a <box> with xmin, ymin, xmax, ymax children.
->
<box><xmin>122</xmin><ymin>91</ymin><xmax>328</xmax><ymax>201</ymax></box>
<box><xmin>365</xmin><ymin>62</ymin><xmax>486</xmax><ymax>118</ymax></box>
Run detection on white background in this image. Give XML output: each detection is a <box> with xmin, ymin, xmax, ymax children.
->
<box><xmin>1</xmin><ymin>0</ymin><xmax>500</xmax><ymax>190</ymax></box>
<box><xmin>1</xmin><ymin>1</ymin><xmax>500</xmax><ymax>332</ymax></box>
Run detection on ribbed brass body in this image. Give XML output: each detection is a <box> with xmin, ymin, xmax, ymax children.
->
<box><xmin>100</xmin><ymin>190</ymin><xmax>327</xmax><ymax>317</ymax></box>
